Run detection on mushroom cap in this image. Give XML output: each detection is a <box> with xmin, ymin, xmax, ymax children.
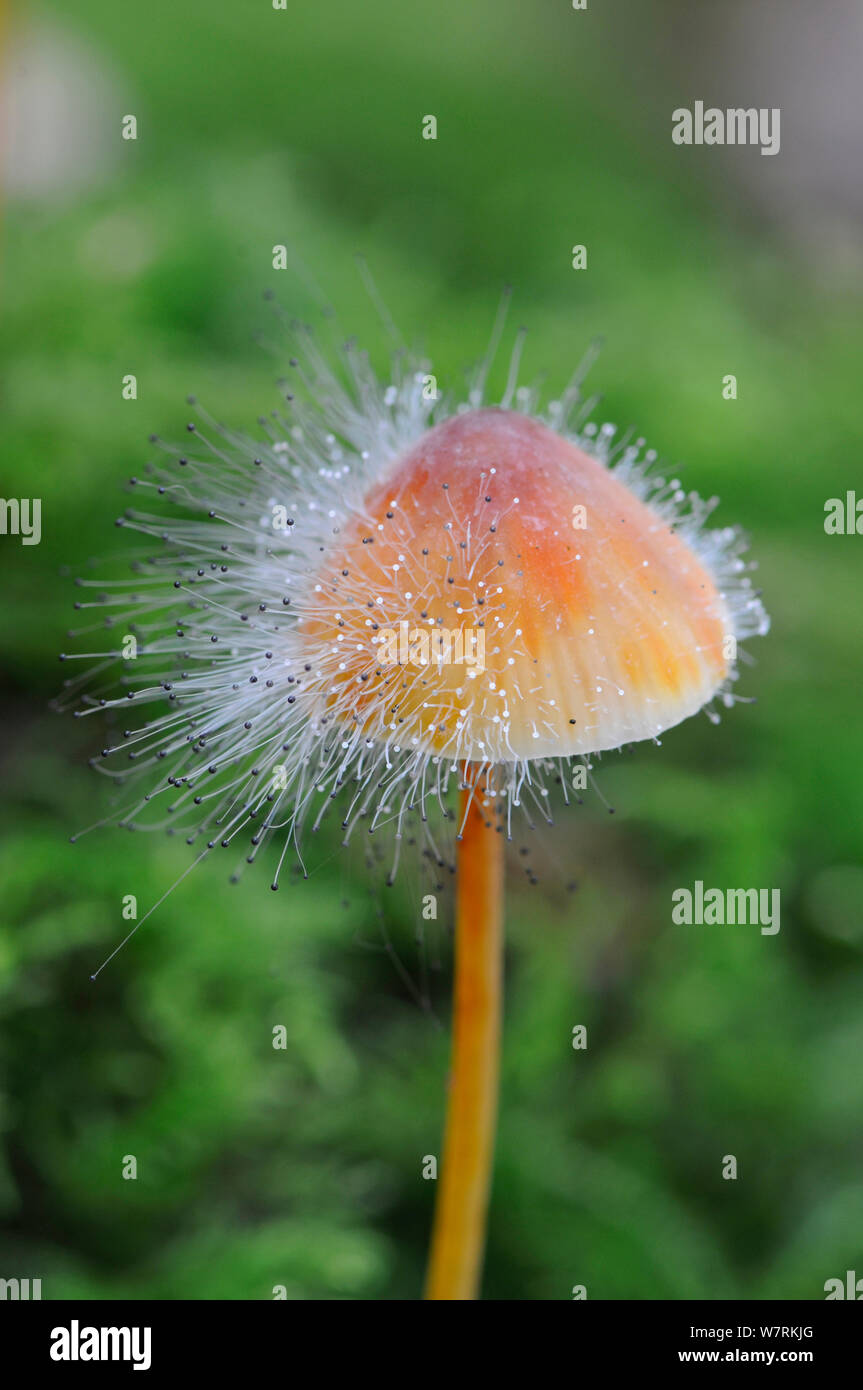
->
<box><xmin>308</xmin><ymin>408</ymin><xmax>731</xmax><ymax>760</ymax></box>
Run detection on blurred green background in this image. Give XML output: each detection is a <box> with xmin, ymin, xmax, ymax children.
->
<box><xmin>2</xmin><ymin>0</ymin><xmax>862</xmax><ymax>1300</ymax></box>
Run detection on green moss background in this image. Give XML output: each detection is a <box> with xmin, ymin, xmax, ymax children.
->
<box><xmin>1</xmin><ymin>0</ymin><xmax>862</xmax><ymax>1299</ymax></box>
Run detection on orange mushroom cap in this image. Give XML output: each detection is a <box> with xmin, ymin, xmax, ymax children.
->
<box><xmin>306</xmin><ymin>407</ymin><xmax>731</xmax><ymax>761</ymax></box>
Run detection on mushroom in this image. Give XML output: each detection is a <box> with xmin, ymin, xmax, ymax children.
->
<box><xmin>71</xmin><ymin>313</ymin><xmax>768</xmax><ymax>1299</ymax></box>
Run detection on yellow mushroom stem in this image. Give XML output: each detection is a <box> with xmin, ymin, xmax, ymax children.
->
<box><xmin>424</xmin><ymin>774</ymin><xmax>504</xmax><ymax>1300</ymax></box>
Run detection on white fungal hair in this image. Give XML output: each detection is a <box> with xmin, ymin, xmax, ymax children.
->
<box><xmin>61</xmin><ymin>299</ymin><xmax>769</xmax><ymax>908</ymax></box>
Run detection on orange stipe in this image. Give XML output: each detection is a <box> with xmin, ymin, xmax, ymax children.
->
<box><xmin>425</xmin><ymin>777</ymin><xmax>504</xmax><ymax>1300</ymax></box>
